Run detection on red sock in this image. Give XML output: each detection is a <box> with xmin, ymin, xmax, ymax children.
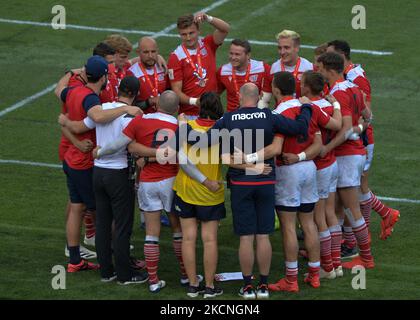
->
<box><xmin>360</xmin><ymin>201</ymin><xmax>372</xmax><ymax>229</ymax></box>
<box><xmin>172</xmin><ymin>233</ymin><xmax>187</xmax><ymax>278</ymax></box>
<box><xmin>352</xmin><ymin>219</ymin><xmax>373</xmax><ymax>262</ymax></box>
<box><xmin>144</xmin><ymin>237</ymin><xmax>160</xmax><ymax>284</ymax></box>
<box><xmin>285</xmin><ymin>261</ymin><xmax>298</xmax><ymax>283</ymax></box>
<box><xmin>343</xmin><ymin>226</ymin><xmax>357</xmax><ymax>249</ymax></box>
<box><xmin>319</xmin><ymin>231</ymin><xmax>334</xmax><ymax>272</ymax></box>
<box><xmin>84</xmin><ymin>211</ymin><xmax>95</xmax><ymax>239</ymax></box>
<box><xmin>308</xmin><ymin>262</ymin><xmax>320</xmax><ymax>278</ymax></box>
<box><xmin>329</xmin><ymin>225</ymin><xmax>342</xmax><ymax>268</ymax></box>
<box><xmin>368</xmin><ymin>192</ymin><xmax>390</xmax><ymax>219</ymax></box>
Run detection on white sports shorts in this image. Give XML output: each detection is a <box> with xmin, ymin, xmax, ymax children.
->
<box><xmin>336</xmin><ymin>155</ymin><xmax>365</xmax><ymax>188</ymax></box>
<box><xmin>138</xmin><ymin>176</ymin><xmax>175</xmax><ymax>212</ymax></box>
<box><xmin>316</xmin><ymin>161</ymin><xmax>338</xmax><ymax>199</ymax></box>
<box><xmin>275</xmin><ymin>160</ymin><xmax>319</xmax><ymax>207</ymax></box>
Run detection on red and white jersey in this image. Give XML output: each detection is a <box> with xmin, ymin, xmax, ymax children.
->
<box><xmin>269</xmin><ymin>57</ymin><xmax>313</xmax><ymax>98</ymax></box>
<box><xmin>123</xmin><ymin>112</ymin><xmax>179</xmax><ymax>182</ymax></box>
<box><xmin>311</xmin><ymin>98</ymin><xmax>336</xmax><ymax>170</ymax></box>
<box><xmin>344</xmin><ymin>63</ymin><xmax>373</xmax><ymax>145</ymax></box>
<box><xmin>127</xmin><ymin>62</ymin><xmax>170</xmax><ymax>113</ymax></box>
<box><xmin>330</xmin><ymin>79</ymin><xmax>367</xmax><ymax>157</ymax></box>
<box><xmin>58</xmin><ymin>74</ymin><xmax>87</xmax><ymax>161</ymax></box>
<box><xmin>217</xmin><ymin>59</ymin><xmax>271</xmax><ymax>112</ymax></box>
<box><xmin>344</xmin><ymin>64</ymin><xmax>371</xmax><ymax>102</ymax></box>
<box><xmin>168</xmin><ymin>35</ymin><xmax>220</xmax><ymax>116</ymax></box>
<box><xmin>100</xmin><ymin>63</ymin><xmax>118</xmax><ymax>104</ymax></box>
<box><xmin>273</xmin><ymin>97</ymin><xmax>330</xmax><ymax>166</ymax></box>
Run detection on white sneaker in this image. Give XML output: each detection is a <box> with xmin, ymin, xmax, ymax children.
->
<box><xmin>149</xmin><ymin>280</ymin><xmax>166</xmax><ymax>293</ymax></box>
<box><xmin>84</xmin><ymin>235</ymin><xmax>95</xmax><ymax>247</ymax></box>
<box><xmin>335</xmin><ymin>266</ymin><xmax>344</xmax><ymax>278</ymax></box>
<box><xmin>319</xmin><ymin>268</ymin><xmax>337</xmax><ymax>280</ymax></box>
<box><xmin>64</xmin><ymin>245</ymin><xmax>97</xmax><ymax>260</ymax></box>
<box><xmin>180</xmin><ymin>274</ymin><xmax>203</xmax><ymax>286</ymax></box>
<box><xmin>256</xmin><ymin>285</ymin><xmax>269</xmax><ymax>299</ymax></box>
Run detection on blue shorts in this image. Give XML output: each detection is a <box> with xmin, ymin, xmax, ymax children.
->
<box><xmin>230</xmin><ymin>183</ymin><xmax>275</xmax><ymax>236</ymax></box>
<box><xmin>172</xmin><ymin>193</ymin><xmax>226</xmax><ymax>221</ymax></box>
<box><xmin>63</xmin><ymin>161</ymin><xmax>95</xmax><ymax>211</ymax></box>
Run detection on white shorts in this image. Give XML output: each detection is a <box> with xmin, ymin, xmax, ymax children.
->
<box><xmin>336</xmin><ymin>155</ymin><xmax>365</xmax><ymax>188</ymax></box>
<box><xmin>137</xmin><ymin>177</ymin><xmax>175</xmax><ymax>212</ymax></box>
<box><xmin>363</xmin><ymin>144</ymin><xmax>374</xmax><ymax>172</ymax></box>
<box><xmin>316</xmin><ymin>161</ymin><xmax>338</xmax><ymax>199</ymax></box>
<box><xmin>275</xmin><ymin>160</ymin><xmax>319</xmax><ymax>207</ymax></box>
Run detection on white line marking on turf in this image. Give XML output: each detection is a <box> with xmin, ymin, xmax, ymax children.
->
<box><xmin>0</xmin><ymin>84</ymin><xmax>56</xmax><ymax>118</ymax></box>
<box><xmin>0</xmin><ymin>0</ymin><xmax>231</xmax><ymax>116</ymax></box>
<box><xmin>1</xmin><ymin>158</ymin><xmax>419</xmax><ymax>204</ymax></box>
<box><xmin>0</xmin><ymin>159</ymin><xmax>62</xmax><ymax>169</ymax></box>
<box><xmin>0</xmin><ymin>16</ymin><xmax>393</xmax><ymax>56</ymax></box>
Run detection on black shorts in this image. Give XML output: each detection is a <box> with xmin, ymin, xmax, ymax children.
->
<box><xmin>230</xmin><ymin>183</ymin><xmax>275</xmax><ymax>236</ymax></box>
<box><xmin>172</xmin><ymin>193</ymin><xmax>226</xmax><ymax>221</ymax></box>
<box><xmin>63</xmin><ymin>161</ymin><xmax>95</xmax><ymax>211</ymax></box>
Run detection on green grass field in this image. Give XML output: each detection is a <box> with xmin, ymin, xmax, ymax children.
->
<box><xmin>1</xmin><ymin>0</ymin><xmax>420</xmax><ymax>300</ymax></box>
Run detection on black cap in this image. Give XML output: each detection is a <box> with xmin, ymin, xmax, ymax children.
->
<box><xmin>119</xmin><ymin>76</ymin><xmax>140</xmax><ymax>97</ymax></box>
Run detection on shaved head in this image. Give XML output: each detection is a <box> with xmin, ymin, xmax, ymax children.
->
<box><xmin>138</xmin><ymin>36</ymin><xmax>157</xmax><ymax>50</ymax></box>
<box><xmin>137</xmin><ymin>37</ymin><xmax>158</xmax><ymax>67</ymax></box>
<box><xmin>158</xmin><ymin>90</ymin><xmax>179</xmax><ymax>115</ymax></box>
<box><xmin>239</xmin><ymin>83</ymin><xmax>259</xmax><ymax>107</ymax></box>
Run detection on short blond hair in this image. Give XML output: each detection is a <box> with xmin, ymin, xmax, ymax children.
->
<box><xmin>105</xmin><ymin>34</ymin><xmax>132</xmax><ymax>54</ymax></box>
<box><xmin>276</xmin><ymin>29</ymin><xmax>300</xmax><ymax>46</ymax></box>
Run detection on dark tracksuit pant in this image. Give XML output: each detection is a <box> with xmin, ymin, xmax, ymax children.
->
<box><xmin>93</xmin><ymin>166</ymin><xmax>135</xmax><ymax>281</ymax></box>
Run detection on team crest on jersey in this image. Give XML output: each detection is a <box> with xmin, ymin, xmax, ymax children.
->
<box><xmin>201</xmin><ymin>48</ymin><xmax>208</xmax><ymax>56</ymax></box>
<box><xmin>249</xmin><ymin>75</ymin><xmax>258</xmax><ymax>83</ymax></box>
<box><xmin>158</xmin><ymin>73</ymin><xmax>165</xmax><ymax>81</ymax></box>
<box><xmin>193</xmin><ymin>64</ymin><xmax>207</xmax><ymax>80</ymax></box>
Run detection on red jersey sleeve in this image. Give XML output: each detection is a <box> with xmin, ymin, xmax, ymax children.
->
<box><xmin>204</xmin><ymin>34</ymin><xmax>220</xmax><ymax>53</ymax></box>
<box><xmin>167</xmin><ymin>53</ymin><xmax>183</xmax><ymax>83</ymax></box>
<box><xmin>123</xmin><ymin>115</ymin><xmax>142</xmax><ymax>140</ymax></box>
<box><xmin>262</xmin><ymin>63</ymin><xmax>272</xmax><ymax>92</ymax></box>
<box><xmin>352</xmin><ymin>76</ymin><xmax>371</xmax><ymax>102</ymax></box>
<box><xmin>333</xmin><ymin>91</ymin><xmax>352</xmax><ymax>117</ymax></box>
<box><xmin>216</xmin><ymin>67</ymin><xmax>225</xmax><ymax>94</ymax></box>
<box><xmin>314</xmin><ymin>105</ymin><xmax>331</xmax><ymax>128</ymax></box>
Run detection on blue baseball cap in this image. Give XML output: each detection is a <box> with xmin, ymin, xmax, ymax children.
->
<box><xmin>85</xmin><ymin>55</ymin><xmax>108</xmax><ymax>78</ymax></box>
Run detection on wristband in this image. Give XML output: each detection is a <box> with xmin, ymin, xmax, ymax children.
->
<box><xmin>358</xmin><ymin>124</ymin><xmax>364</xmax><ymax>132</ymax></box>
<box><xmin>189</xmin><ymin>97</ymin><xmax>198</xmax><ymax>106</ymax></box>
<box><xmin>333</xmin><ymin>101</ymin><xmax>341</xmax><ymax>110</ymax></box>
<box><xmin>245</xmin><ymin>152</ymin><xmax>259</xmax><ymax>164</ymax></box>
<box><xmin>207</xmin><ymin>15</ymin><xmax>214</xmax><ymax>23</ymax></box>
<box><xmin>297</xmin><ymin>152</ymin><xmax>306</xmax><ymax>162</ymax></box>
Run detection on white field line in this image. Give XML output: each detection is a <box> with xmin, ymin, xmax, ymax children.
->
<box><xmin>0</xmin><ymin>158</ymin><xmax>419</xmax><ymax>204</ymax></box>
<box><xmin>0</xmin><ymin>16</ymin><xmax>393</xmax><ymax>56</ymax></box>
<box><xmin>0</xmin><ymin>84</ymin><xmax>56</xmax><ymax>118</ymax></box>
<box><xmin>0</xmin><ymin>0</ymin><xmax>231</xmax><ymax>117</ymax></box>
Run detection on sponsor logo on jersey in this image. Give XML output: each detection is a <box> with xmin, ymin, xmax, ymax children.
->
<box><xmin>231</xmin><ymin>112</ymin><xmax>267</xmax><ymax>121</ymax></box>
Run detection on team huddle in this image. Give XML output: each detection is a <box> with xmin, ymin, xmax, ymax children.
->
<box><xmin>55</xmin><ymin>12</ymin><xmax>400</xmax><ymax>299</ymax></box>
